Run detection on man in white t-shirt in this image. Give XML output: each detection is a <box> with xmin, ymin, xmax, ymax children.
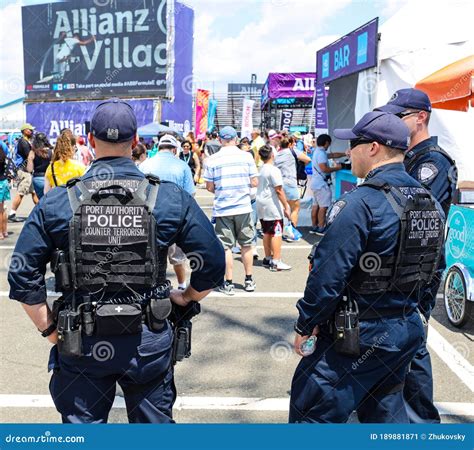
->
<box><xmin>204</xmin><ymin>126</ymin><xmax>259</xmax><ymax>295</ymax></box>
<box><xmin>309</xmin><ymin>134</ymin><xmax>345</xmax><ymax>235</ymax></box>
<box><xmin>256</xmin><ymin>145</ymin><xmax>292</xmax><ymax>271</ymax></box>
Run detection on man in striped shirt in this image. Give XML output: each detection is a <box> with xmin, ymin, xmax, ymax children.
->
<box><xmin>204</xmin><ymin>126</ymin><xmax>259</xmax><ymax>295</ymax></box>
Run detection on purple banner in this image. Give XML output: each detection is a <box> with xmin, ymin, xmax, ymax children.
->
<box><xmin>264</xmin><ymin>72</ymin><xmax>316</xmax><ymax>101</ymax></box>
<box><xmin>26</xmin><ymin>99</ymin><xmax>154</xmax><ymax>143</ymax></box>
<box><xmin>316</xmin><ymin>18</ymin><xmax>378</xmax><ymax>84</ymax></box>
<box><xmin>314</xmin><ymin>83</ymin><xmax>328</xmax><ymax>130</ymax></box>
<box><xmin>161</xmin><ymin>2</ymin><xmax>193</xmax><ymax>135</ymax></box>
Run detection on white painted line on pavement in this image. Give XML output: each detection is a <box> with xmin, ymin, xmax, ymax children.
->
<box><xmin>0</xmin><ymin>245</ymin><xmax>15</xmax><ymax>250</ymax></box>
<box><xmin>0</xmin><ymin>394</ymin><xmax>472</xmax><ymax>416</ymax></box>
<box><xmin>427</xmin><ymin>325</ymin><xmax>474</xmax><ymax>393</ymax></box>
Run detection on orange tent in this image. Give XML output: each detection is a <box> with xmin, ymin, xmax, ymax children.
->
<box><xmin>415</xmin><ymin>55</ymin><xmax>474</xmax><ymax>112</ymax></box>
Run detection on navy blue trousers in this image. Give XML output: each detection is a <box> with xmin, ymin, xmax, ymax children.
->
<box><xmin>49</xmin><ymin>323</ymin><xmax>176</xmax><ymax>423</ymax></box>
<box><xmin>289</xmin><ymin>312</ymin><xmax>423</xmax><ymax>423</ymax></box>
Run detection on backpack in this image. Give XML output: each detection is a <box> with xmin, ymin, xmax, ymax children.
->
<box><xmin>289</xmin><ymin>148</ymin><xmax>307</xmax><ymax>182</ymax></box>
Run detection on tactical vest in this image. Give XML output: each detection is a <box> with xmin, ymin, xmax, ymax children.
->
<box><xmin>350</xmin><ymin>179</ymin><xmax>445</xmax><ymax>295</ymax></box>
<box><xmin>66</xmin><ymin>175</ymin><xmax>168</xmax><ymax>297</ymax></box>
<box><xmin>405</xmin><ymin>144</ymin><xmax>457</xmax><ymax>215</ymax></box>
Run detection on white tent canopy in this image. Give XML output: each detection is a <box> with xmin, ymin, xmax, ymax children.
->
<box><xmin>355</xmin><ymin>1</ymin><xmax>474</xmax><ymax>181</ymax></box>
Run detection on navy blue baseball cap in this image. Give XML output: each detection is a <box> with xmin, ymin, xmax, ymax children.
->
<box><xmin>334</xmin><ymin>111</ymin><xmax>410</xmax><ymax>151</ymax></box>
<box><xmin>219</xmin><ymin>126</ymin><xmax>237</xmax><ymax>140</ymax></box>
<box><xmin>375</xmin><ymin>88</ymin><xmax>432</xmax><ymax>114</ymax></box>
<box><xmin>90</xmin><ymin>98</ymin><xmax>137</xmax><ymax>143</ymax></box>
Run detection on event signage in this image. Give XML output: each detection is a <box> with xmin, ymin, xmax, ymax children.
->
<box><xmin>316</xmin><ymin>18</ymin><xmax>378</xmax><ymax>84</ymax></box>
<box><xmin>279</xmin><ymin>110</ymin><xmax>293</xmax><ymax>131</ymax></box>
<box><xmin>207</xmin><ymin>99</ymin><xmax>218</xmax><ymax>132</ymax></box>
<box><xmin>228</xmin><ymin>83</ymin><xmax>264</xmax><ymax>96</ymax></box>
<box><xmin>241</xmin><ymin>98</ymin><xmax>255</xmax><ymax>139</ymax></box>
<box><xmin>314</xmin><ymin>83</ymin><xmax>328</xmax><ymax>132</ymax></box>
<box><xmin>26</xmin><ymin>99</ymin><xmax>154</xmax><ymax>144</ymax></box>
<box><xmin>22</xmin><ymin>0</ymin><xmax>170</xmax><ymax>101</ymax></box>
<box><xmin>195</xmin><ymin>89</ymin><xmax>210</xmax><ymax>140</ymax></box>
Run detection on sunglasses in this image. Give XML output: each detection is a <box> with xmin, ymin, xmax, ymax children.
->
<box><xmin>349</xmin><ymin>138</ymin><xmax>373</xmax><ymax>149</ymax></box>
<box><xmin>395</xmin><ymin>110</ymin><xmax>419</xmax><ymax>119</ymax></box>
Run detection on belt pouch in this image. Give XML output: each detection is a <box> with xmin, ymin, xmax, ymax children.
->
<box><xmin>95</xmin><ymin>303</ymin><xmax>142</xmax><ymax>336</ymax></box>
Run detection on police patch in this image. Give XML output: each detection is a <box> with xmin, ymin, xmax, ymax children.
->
<box><xmin>326</xmin><ymin>200</ymin><xmax>347</xmax><ymax>225</ymax></box>
<box><xmin>418</xmin><ymin>163</ymin><xmax>438</xmax><ymax>184</ymax></box>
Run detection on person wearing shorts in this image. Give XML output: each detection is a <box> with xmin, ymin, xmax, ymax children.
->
<box><xmin>275</xmin><ymin>137</ymin><xmax>310</xmax><ymax>230</ymax></box>
<box><xmin>204</xmin><ymin>126</ymin><xmax>259</xmax><ymax>295</ymax></box>
<box><xmin>257</xmin><ymin>145</ymin><xmax>292</xmax><ymax>272</ymax></box>
<box><xmin>309</xmin><ymin>134</ymin><xmax>344</xmax><ymax>236</ymax></box>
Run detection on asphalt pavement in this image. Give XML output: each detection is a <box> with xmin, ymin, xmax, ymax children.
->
<box><xmin>0</xmin><ymin>188</ymin><xmax>473</xmax><ymax>424</ymax></box>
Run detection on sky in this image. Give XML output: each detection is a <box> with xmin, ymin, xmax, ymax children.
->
<box><xmin>0</xmin><ymin>0</ymin><xmax>412</xmax><ymax>105</ymax></box>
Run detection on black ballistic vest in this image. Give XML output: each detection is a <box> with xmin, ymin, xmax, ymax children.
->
<box><xmin>350</xmin><ymin>179</ymin><xmax>445</xmax><ymax>295</ymax></box>
<box><xmin>66</xmin><ymin>176</ymin><xmax>168</xmax><ymax>295</ymax></box>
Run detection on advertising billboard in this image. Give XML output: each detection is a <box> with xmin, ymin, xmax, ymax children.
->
<box><xmin>22</xmin><ymin>0</ymin><xmax>171</xmax><ymax>101</ymax></box>
<box><xmin>316</xmin><ymin>18</ymin><xmax>378</xmax><ymax>84</ymax></box>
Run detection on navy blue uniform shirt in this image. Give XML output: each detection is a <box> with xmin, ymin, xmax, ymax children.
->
<box><xmin>404</xmin><ymin>136</ymin><xmax>455</xmax><ymax>213</ymax></box>
<box><xmin>296</xmin><ymin>162</ymin><xmax>444</xmax><ymax>333</ymax></box>
<box><xmin>9</xmin><ymin>157</ymin><xmax>225</xmax><ymax>305</ymax></box>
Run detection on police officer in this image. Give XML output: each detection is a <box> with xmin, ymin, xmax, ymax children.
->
<box><xmin>8</xmin><ymin>99</ymin><xmax>225</xmax><ymax>423</ymax></box>
<box><xmin>289</xmin><ymin>111</ymin><xmax>445</xmax><ymax>423</ymax></box>
<box><xmin>370</xmin><ymin>88</ymin><xmax>457</xmax><ymax>423</ymax></box>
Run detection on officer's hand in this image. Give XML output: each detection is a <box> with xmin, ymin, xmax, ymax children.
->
<box><xmin>170</xmin><ymin>289</ymin><xmax>190</xmax><ymax>307</ymax></box>
<box><xmin>293</xmin><ymin>326</ymin><xmax>319</xmax><ymax>357</ymax></box>
<box><xmin>47</xmin><ymin>329</ymin><xmax>58</xmax><ymax>345</ymax></box>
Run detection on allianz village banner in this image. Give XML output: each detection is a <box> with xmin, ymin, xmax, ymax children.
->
<box><xmin>22</xmin><ymin>0</ymin><xmax>170</xmax><ymax>101</ymax></box>
<box><xmin>26</xmin><ymin>100</ymin><xmax>154</xmax><ymax>144</ymax></box>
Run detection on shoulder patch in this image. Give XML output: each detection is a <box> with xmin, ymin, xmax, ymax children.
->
<box><xmin>326</xmin><ymin>200</ymin><xmax>347</xmax><ymax>225</ymax></box>
<box><xmin>418</xmin><ymin>163</ymin><xmax>438</xmax><ymax>184</ymax></box>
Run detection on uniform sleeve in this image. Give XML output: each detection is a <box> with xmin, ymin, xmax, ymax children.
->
<box><xmin>174</xmin><ymin>193</ymin><xmax>225</xmax><ymax>291</ymax></box>
<box><xmin>8</xmin><ymin>201</ymin><xmax>53</xmax><ymax>305</ymax></box>
<box><xmin>416</xmin><ymin>155</ymin><xmax>453</xmax><ymax>205</ymax></box>
<box><xmin>296</xmin><ymin>195</ymin><xmax>371</xmax><ymax>333</ymax></box>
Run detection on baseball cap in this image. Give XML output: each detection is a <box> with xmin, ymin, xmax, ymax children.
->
<box><xmin>375</xmin><ymin>88</ymin><xmax>432</xmax><ymax>114</ymax></box>
<box><xmin>333</xmin><ymin>111</ymin><xmax>410</xmax><ymax>151</ymax></box>
<box><xmin>90</xmin><ymin>98</ymin><xmax>137</xmax><ymax>143</ymax></box>
<box><xmin>158</xmin><ymin>134</ymin><xmax>179</xmax><ymax>148</ymax></box>
<box><xmin>20</xmin><ymin>123</ymin><xmax>35</xmax><ymax>131</ymax></box>
<box><xmin>292</xmin><ymin>131</ymin><xmax>302</xmax><ymax>139</ymax></box>
<box><xmin>219</xmin><ymin>126</ymin><xmax>237</xmax><ymax>140</ymax></box>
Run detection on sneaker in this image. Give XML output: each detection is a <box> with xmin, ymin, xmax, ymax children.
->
<box><xmin>232</xmin><ymin>246</ymin><xmax>241</xmax><ymax>254</ymax></box>
<box><xmin>262</xmin><ymin>257</ymin><xmax>272</xmax><ymax>268</ymax></box>
<box><xmin>218</xmin><ymin>283</ymin><xmax>235</xmax><ymax>296</ymax></box>
<box><xmin>244</xmin><ymin>279</ymin><xmax>256</xmax><ymax>292</ymax></box>
<box><xmin>8</xmin><ymin>213</ymin><xmax>24</xmax><ymax>223</ymax></box>
<box><xmin>253</xmin><ymin>248</ymin><xmax>259</xmax><ymax>260</ymax></box>
<box><xmin>270</xmin><ymin>260</ymin><xmax>292</xmax><ymax>272</ymax></box>
<box><xmin>309</xmin><ymin>227</ymin><xmax>319</xmax><ymax>235</ymax></box>
<box><xmin>315</xmin><ymin>227</ymin><xmax>326</xmax><ymax>236</ymax></box>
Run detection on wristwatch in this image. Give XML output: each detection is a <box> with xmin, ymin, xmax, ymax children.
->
<box><xmin>39</xmin><ymin>323</ymin><xmax>57</xmax><ymax>338</ymax></box>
